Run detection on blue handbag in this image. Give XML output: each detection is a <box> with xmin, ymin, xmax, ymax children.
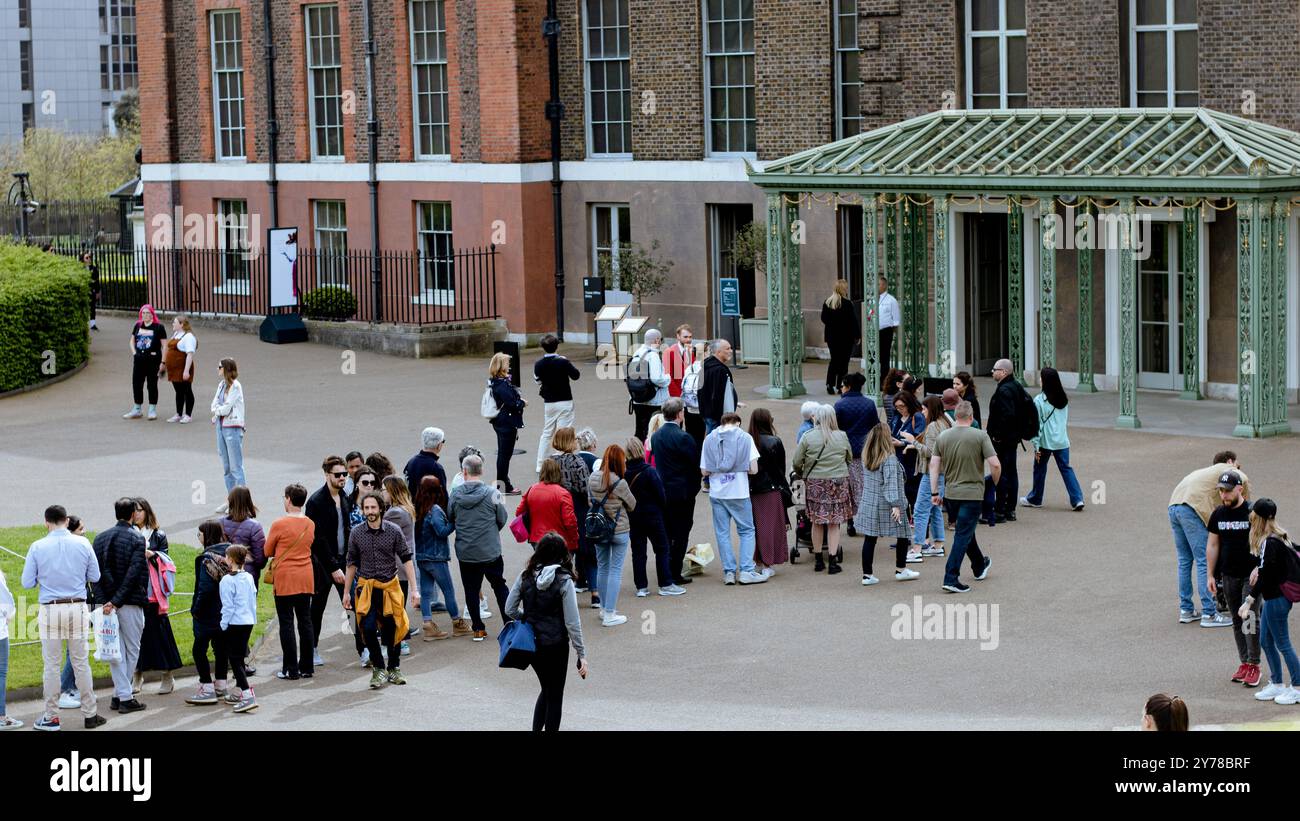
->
<box><xmin>497</xmin><ymin>619</ymin><xmax>536</xmax><ymax>669</ymax></box>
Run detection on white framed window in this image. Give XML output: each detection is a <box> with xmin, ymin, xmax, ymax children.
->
<box><xmin>216</xmin><ymin>200</ymin><xmax>250</xmax><ymax>295</ymax></box>
<box><xmin>964</xmin><ymin>0</ymin><xmax>1026</xmax><ymax>109</ymax></box>
<box><xmin>583</xmin><ymin>0</ymin><xmax>631</xmax><ymax>157</ymax></box>
<box><xmin>210</xmin><ymin>10</ymin><xmax>246</xmax><ymax>160</ymax></box>
<box><xmin>416</xmin><ymin>202</ymin><xmax>454</xmax><ymax>305</ymax></box>
<box><xmin>703</xmin><ymin>0</ymin><xmax>755</xmax><ymax>156</ymax></box>
<box><xmin>313</xmin><ymin>200</ymin><xmax>348</xmax><ymax>287</ymax></box>
<box><xmin>305</xmin><ymin>4</ymin><xmax>344</xmax><ymax>160</ymax></box>
<box><xmin>592</xmin><ymin>203</ymin><xmax>630</xmax><ymax>289</ymax></box>
<box><xmin>1130</xmin><ymin>0</ymin><xmax>1197</xmax><ymax>107</ymax></box>
<box><xmin>834</xmin><ymin>0</ymin><xmax>862</xmax><ymax>139</ymax></box>
<box><xmin>410</xmin><ymin>0</ymin><xmax>449</xmax><ymax>159</ymax></box>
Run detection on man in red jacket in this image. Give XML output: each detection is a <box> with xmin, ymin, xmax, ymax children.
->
<box><xmin>663</xmin><ymin>324</ymin><xmax>696</xmax><ymax>398</ymax></box>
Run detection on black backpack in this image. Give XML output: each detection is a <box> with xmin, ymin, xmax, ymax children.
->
<box><xmin>1016</xmin><ymin>386</ymin><xmax>1040</xmax><ymax>441</ymax></box>
<box><xmin>625</xmin><ymin>352</ymin><xmax>658</xmax><ymax>404</ymax></box>
<box><xmin>584</xmin><ymin>479</ymin><xmax>623</xmax><ymax>542</ymax></box>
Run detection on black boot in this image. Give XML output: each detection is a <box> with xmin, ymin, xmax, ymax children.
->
<box><xmin>814</xmin><ymin>550</ymin><xmax>826</xmax><ymax>572</ymax></box>
<box><xmin>835</xmin><ymin>545</ymin><xmax>844</xmax><ymax>564</ymax></box>
<box><xmin>827</xmin><ymin>550</ymin><xmax>843</xmax><ymax>575</ymax></box>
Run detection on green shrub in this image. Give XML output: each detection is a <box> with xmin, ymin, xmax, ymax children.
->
<box><xmin>99</xmin><ymin>272</ymin><xmax>148</xmax><ymax>310</ymax></box>
<box><xmin>302</xmin><ymin>285</ymin><xmax>357</xmax><ymax>320</ymax></box>
<box><xmin>0</xmin><ymin>241</ymin><xmax>89</xmax><ymax>392</ymax></box>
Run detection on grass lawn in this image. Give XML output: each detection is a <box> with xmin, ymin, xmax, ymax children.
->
<box><xmin>1</xmin><ymin>525</ymin><xmax>276</xmax><ymax>693</ymax></box>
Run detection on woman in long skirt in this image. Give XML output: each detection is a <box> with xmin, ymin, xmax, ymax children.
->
<box><xmin>132</xmin><ymin>498</ymin><xmax>182</xmax><ymax>694</ymax></box>
<box><xmin>747</xmin><ymin>409</ymin><xmax>791</xmax><ymax>573</ymax></box>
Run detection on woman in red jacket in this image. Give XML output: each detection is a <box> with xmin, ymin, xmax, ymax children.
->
<box><xmin>516</xmin><ymin>459</ymin><xmax>580</xmax><ymax>551</ymax></box>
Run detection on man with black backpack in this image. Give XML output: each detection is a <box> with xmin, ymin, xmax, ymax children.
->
<box><xmin>986</xmin><ymin>358</ymin><xmax>1035</xmax><ymax>522</ymax></box>
<box><xmin>628</xmin><ymin>329</ymin><xmax>670</xmax><ymax>442</ymax></box>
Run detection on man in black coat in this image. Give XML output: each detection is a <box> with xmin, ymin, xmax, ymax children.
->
<box><xmin>305</xmin><ymin>455</ymin><xmax>364</xmax><ymax>661</ymax></box>
<box><xmin>986</xmin><ymin>358</ymin><xmax>1026</xmax><ymax>521</ymax></box>
<box><xmin>92</xmin><ymin>497</ymin><xmax>148</xmax><ymax>712</ymax></box>
<box><xmin>698</xmin><ymin>339</ymin><xmax>739</xmax><ymax>435</ymax></box>
<box><xmin>651</xmin><ymin>398</ymin><xmax>702</xmax><ymax>585</ymax></box>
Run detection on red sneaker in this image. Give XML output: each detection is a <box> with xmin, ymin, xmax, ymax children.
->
<box><xmin>1230</xmin><ymin>663</ymin><xmax>1249</xmax><ymax>683</ymax></box>
<box><xmin>1241</xmin><ymin>664</ymin><xmax>1262</xmax><ymax>687</ymax></box>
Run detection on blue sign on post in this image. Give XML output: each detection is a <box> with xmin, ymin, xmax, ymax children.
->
<box><xmin>720</xmin><ymin>277</ymin><xmax>741</xmax><ymax>317</ymax></box>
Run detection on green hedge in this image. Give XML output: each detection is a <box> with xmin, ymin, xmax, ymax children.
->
<box><xmin>0</xmin><ymin>242</ymin><xmax>90</xmax><ymax>392</ymax></box>
<box><xmin>302</xmin><ymin>285</ymin><xmax>357</xmax><ymax>320</ymax></box>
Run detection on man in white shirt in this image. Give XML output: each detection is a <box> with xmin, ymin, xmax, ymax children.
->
<box><xmin>700</xmin><ymin>413</ymin><xmax>768</xmax><ymax>586</ymax></box>
<box><xmin>877</xmin><ymin>275</ymin><xmax>901</xmax><ymax>376</ymax></box>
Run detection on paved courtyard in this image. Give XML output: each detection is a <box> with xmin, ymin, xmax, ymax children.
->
<box><xmin>3</xmin><ymin>315</ymin><xmax>1299</xmax><ymax>730</ymax></box>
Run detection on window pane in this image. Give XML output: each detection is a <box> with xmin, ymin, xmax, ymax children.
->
<box><xmin>1174</xmin><ymin>29</ymin><xmax>1197</xmax><ymax>93</ymax></box>
<box><xmin>618</xmin><ymin>206</ymin><xmax>630</xmax><ymax>243</ymax></box>
<box><xmin>972</xmin><ymin>37</ymin><xmax>999</xmax><ymax>96</ymax></box>
<box><xmin>1137</xmin><ymin>91</ymin><xmax>1166</xmax><ymax>107</ymax></box>
<box><xmin>1007</xmin><ymin>35</ymin><xmax>1026</xmax><ymax>94</ymax></box>
<box><xmin>1174</xmin><ymin>0</ymin><xmax>1196</xmax><ymax>24</ymax></box>
<box><xmin>1136</xmin><ymin>30</ymin><xmax>1167</xmax><ymax>93</ymax></box>
<box><xmin>1135</xmin><ymin>0</ymin><xmax>1165</xmax><ymax>25</ymax></box>
<box><xmin>970</xmin><ymin>0</ymin><xmax>998</xmax><ymax>32</ymax></box>
<box><xmin>1174</xmin><ymin>90</ymin><xmax>1198</xmax><ymax>107</ymax></box>
<box><xmin>1005</xmin><ymin>0</ymin><xmax>1025</xmax><ymax>29</ymax></box>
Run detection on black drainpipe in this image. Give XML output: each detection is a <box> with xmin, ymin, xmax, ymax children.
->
<box><xmin>544</xmin><ymin>0</ymin><xmax>565</xmax><ymax>340</ymax></box>
<box><xmin>262</xmin><ymin>0</ymin><xmax>279</xmax><ymax>228</ymax></box>
<box><xmin>363</xmin><ymin>0</ymin><xmax>382</xmax><ymax>323</ymax></box>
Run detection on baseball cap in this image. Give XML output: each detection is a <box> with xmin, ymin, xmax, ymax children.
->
<box><xmin>1252</xmin><ymin>497</ymin><xmax>1278</xmax><ymax>521</ymax></box>
<box><xmin>1216</xmin><ymin>471</ymin><xmax>1242</xmax><ymax>489</ymax></box>
<box><xmin>942</xmin><ymin>388</ymin><xmax>960</xmax><ymax>410</ymax></box>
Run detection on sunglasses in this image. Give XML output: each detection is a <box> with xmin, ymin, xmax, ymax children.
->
<box><xmin>330</xmin><ymin>472</ymin><xmax>347</xmax><ymax>478</ymax></box>
<box><xmin>359</xmin><ymin>480</ymin><xmax>375</xmax><ymax>487</ymax></box>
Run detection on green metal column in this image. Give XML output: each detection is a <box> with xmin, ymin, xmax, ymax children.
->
<box><xmin>913</xmin><ymin>197</ymin><xmax>929</xmax><ymax>374</ymax></box>
<box><xmin>934</xmin><ymin>195</ymin><xmax>951</xmax><ymax>377</ymax></box>
<box><xmin>1038</xmin><ymin>198</ymin><xmax>1057</xmax><ymax>370</ymax></box>
<box><xmin>1233</xmin><ymin>198</ymin><xmax>1263</xmax><ymax>436</ymax></box>
<box><xmin>1008</xmin><ymin>200</ymin><xmax>1024</xmax><ymax>381</ymax></box>
<box><xmin>1180</xmin><ymin>206</ymin><xmax>1201</xmax><ymax>400</ymax></box>
<box><xmin>900</xmin><ymin>198</ymin><xmax>916</xmax><ymax>374</ymax></box>
<box><xmin>862</xmin><ymin>195</ymin><xmax>881</xmax><ymax>403</ymax></box>
<box><xmin>1267</xmin><ymin>199</ymin><xmax>1291</xmax><ymax>435</ymax></box>
<box><xmin>1235</xmin><ymin>196</ymin><xmax>1290</xmax><ymax>437</ymax></box>
<box><xmin>885</xmin><ymin>200</ymin><xmax>899</xmax><ymax>297</ymax></box>
<box><xmin>785</xmin><ymin>198</ymin><xmax>806</xmax><ymax>396</ymax></box>
<box><xmin>1117</xmin><ymin>198</ymin><xmax>1141</xmax><ymax>429</ymax></box>
<box><xmin>765</xmin><ymin>192</ymin><xmax>788</xmax><ymax>398</ymax></box>
<box><xmin>1076</xmin><ymin>203</ymin><xmax>1098</xmax><ymax>392</ymax></box>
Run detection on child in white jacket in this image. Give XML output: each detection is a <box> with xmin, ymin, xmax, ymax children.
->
<box><xmin>0</xmin><ymin>569</ymin><xmax>20</xmax><ymax>729</ymax></box>
<box><xmin>219</xmin><ymin>545</ymin><xmax>258</xmax><ymax>713</ymax></box>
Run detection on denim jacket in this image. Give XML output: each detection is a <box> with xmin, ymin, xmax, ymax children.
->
<box><xmin>416</xmin><ymin>505</ymin><xmax>455</xmax><ymax>563</ymax></box>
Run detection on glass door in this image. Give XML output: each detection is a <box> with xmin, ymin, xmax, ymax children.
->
<box><xmin>1138</xmin><ymin>222</ymin><xmax>1184</xmax><ymax>390</ymax></box>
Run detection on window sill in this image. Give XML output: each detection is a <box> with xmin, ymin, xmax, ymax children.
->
<box><xmin>212</xmin><ymin>283</ymin><xmax>251</xmax><ymax>296</ymax></box>
<box><xmin>412</xmin><ymin>291</ymin><xmax>455</xmax><ymax>307</ymax></box>
<box><xmin>413</xmin><ymin>155</ymin><xmax>452</xmax><ymax>163</ymax></box>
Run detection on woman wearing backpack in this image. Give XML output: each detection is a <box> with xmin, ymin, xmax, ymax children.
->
<box><xmin>587</xmin><ymin>444</ymin><xmax>637</xmax><ymax>627</ymax></box>
<box><xmin>1020</xmin><ymin>367</ymin><xmax>1084</xmax><ymax>512</ymax></box>
<box><xmin>504</xmin><ymin>532</ymin><xmax>588</xmax><ymax>731</ymax></box>
<box><xmin>551</xmin><ymin>428</ymin><xmax>596</xmax><ymax>604</ymax></box>
<box><xmin>485</xmin><ymin>353</ymin><xmax>527</xmax><ymax>496</ymax></box>
<box><xmin>1240</xmin><ymin>499</ymin><xmax>1300</xmax><ymax>705</ymax></box>
<box><xmin>185</xmin><ymin>521</ymin><xmax>232</xmax><ymax>706</ymax></box>
<box><xmin>681</xmin><ymin>354</ymin><xmax>706</xmax><ymax>447</ymax></box>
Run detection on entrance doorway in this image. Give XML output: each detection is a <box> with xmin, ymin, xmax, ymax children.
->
<box><xmin>1138</xmin><ymin>221</ymin><xmax>1185</xmax><ymax>390</ymax></box>
<box><xmin>964</xmin><ymin>213</ymin><xmax>1009</xmax><ymax>374</ymax></box>
<box><xmin>707</xmin><ymin>204</ymin><xmax>756</xmax><ymax>343</ymax></box>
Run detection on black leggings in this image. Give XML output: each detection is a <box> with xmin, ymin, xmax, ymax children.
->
<box><xmin>193</xmin><ymin>630</ymin><xmax>228</xmax><ymax>684</ymax></box>
<box><xmin>172</xmin><ymin>381</ymin><xmax>195</xmax><ymax>416</ymax></box>
<box><xmin>224</xmin><ymin>624</ymin><xmax>253</xmax><ymax>691</ymax></box>
<box><xmin>532</xmin><ymin>642</ymin><xmax>570</xmax><ymax>731</ymax></box>
<box><xmin>494</xmin><ymin>426</ymin><xmax>518</xmax><ymax>492</ymax></box>
<box><xmin>275</xmin><ymin>594</ymin><xmax>314</xmax><ymax>676</ymax></box>
<box><xmin>132</xmin><ymin>356</ymin><xmax>159</xmax><ymax>405</ymax></box>
<box><xmin>862</xmin><ymin>535</ymin><xmax>908</xmax><ymax>575</ymax></box>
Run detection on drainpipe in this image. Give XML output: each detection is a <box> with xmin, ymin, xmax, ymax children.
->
<box><xmin>363</xmin><ymin>0</ymin><xmax>382</xmax><ymax>322</ymax></box>
<box><xmin>262</xmin><ymin>0</ymin><xmax>279</xmax><ymax>228</ymax></box>
<box><xmin>544</xmin><ymin>0</ymin><xmax>565</xmax><ymax>340</ymax></box>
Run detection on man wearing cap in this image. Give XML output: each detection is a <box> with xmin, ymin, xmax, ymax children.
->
<box><xmin>1169</xmin><ymin>451</ymin><xmax>1249</xmax><ymax>629</ymax></box>
<box><xmin>1206</xmin><ymin>470</ymin><xmax>1261</xmax><ymax>685</ymax></box>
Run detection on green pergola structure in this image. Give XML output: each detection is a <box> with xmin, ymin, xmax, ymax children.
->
<box><xmin>750</xmin><ymin>108</ymin><xmax>1300</xmax><ymax>438</ymax></box>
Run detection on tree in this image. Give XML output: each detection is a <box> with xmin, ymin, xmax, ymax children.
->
<box><xmin>597</xmin><ymin>238</ymin><xmax>673</xmax><ymax>314</ymax></box>
<box><xmin>0</xmin><ymin>128</ymin><xmax>138</xmax><ymax>201</ymax></box>
<box><xmin>729</xmin><ymin>221</ymin><xmax>766</xmax><ymax>274</ymax></box>
<box><xmin>112</xmin><ymin>89</ymin><xmax>140</xmax><ymax>137</ymax></box>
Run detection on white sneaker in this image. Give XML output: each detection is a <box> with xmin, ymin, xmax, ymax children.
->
<box><xmin>123</xmin><ymin>407</ymin><xmax>142</xmax><ymax>419</ymax></box>
<box><xmin>657</xmin><ymin>585</ymin><xmax>686</xmax><ymax>596</ymax></box>
<box><xmin>921</xmin><ymin>544</ymin><xmax>945</xmax><ymax>556</ymax></box>
<box><xmin>166</xmin><ymin>414</ymin><xmax>181</xmax><ymax>423</ymax></box>
<box><xmin>57</xmin><ymin>692</ymin><xmax>81</xmax><ymax>709</ymax></box>
<box><xmin>895</xmin><ymin>568</ymin><xmax>920</xmax><ymax>581</ymax></box>
<box><xmin>738</xmin><ymin>570</ymin><xmax>768</xmax><ymax>585</ymax></box>
<box><xmin>601</xmin><ymin>612</ymin><xmax>628</xmax><ymax>627</ymax></box>
<box><xmin>313</xmin><ymin>650</ymin><xmax>324</xmax><ymax>667</ymax></box>
<box><xmin>636</xmin><ymin>588</ymin><xmax>649</xmax><ymax>598</ymax></box>
<box><xmin>723</xmin><ymin>572</ymin><xmax>736</xmax><ymax>585</ymax></box>
<box><xmin>399</xmin><ymin>641</ymin><xmax>411</xmax><ymax>657</ymax></box>
<box><xmin>760</xmin><ymin>567</ymin><xmax>774</xmax><ymax>579</ymax></box>
<box><xmin>359</xmin><ymin>649</ymin><xmax>371</xmax><ymax>668</ymax></box>
<box><xmin>905</xmin><ymin>549</ymin><xmax>924</xmax><ymax>563</ymax></box>
<box><xmin>480</xmin><ymin>603</ymin><xmax>492</xmax><ymax>620</ymax></box>
<box><xmin>861</xmin><ymin>574</ymin><xmax>879</xmax><ymax>586</ymax></box>
<box><xmin>146</xmin><ymin>407</ymin><xmax>158</xmax><ymax>420</ymax></box>
<box><xmin>179</xmin><ymin>415</ymin><xmax>193</xmax><ymax>424</ymax></box>
<box><xmin>1255</xmin><ymin>682</ymin><xmax>1286</xmax><ymax>701</ymax></box>
<box><xmin>1275</xmin><ymin>685</ymin><xmax>1300</xmax><ymax>705</ymax></box>
<box><xmin>1019</xmin><ymin>496</ymin><xmax>1042</xmax><ymax>508</ymax></box>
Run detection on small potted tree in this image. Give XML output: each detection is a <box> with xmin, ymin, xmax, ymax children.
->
<box><xmin>597</xmin><ymin>238</ymin><xmax>672</xmax><ymax>315</ymax></box>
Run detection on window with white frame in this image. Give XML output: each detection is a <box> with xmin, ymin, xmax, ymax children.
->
<box><xmin>965</xmin><ymin>0</ymin><xmax>1026</xmax><ymax>109</ymax></box>
<box><xmin>305</xmin><ymin>4</ymin><xmax>344</xmax><ymax>160</ymax></box>
<box><xmin>1130</xmin><ymin>0</ymin><xmax>1197</xmax><ymax>107</ymax></box>
<box><xmin>313</xmin><ymin>200</ymin><xmax>348</xmax><ymax>287</ymax></box>
<box><xmin>583</xmin><ymin>0</ymin><xmax>631</xmax><ymax>156</ymax></box>
<box><xmin>834</xmin><ymin>0</ymin><xmax>862</xmax><ymax>139</ymax></box>
<box><xmin>703</xmin><ymin>0</ymin><xmax>755</xmax><ymax>155</ymax></box>
<box><xmin>410</xmin><ymin>0</ymin><xmax>449</xmax><ymax>158</ymax></box>
<box><xmin>217</xmin><ymin>200</ymin><xmax>250</xmax><ymax>293</ymax></box>
<box><xmin>210</xmin><ymin>10</ymin><xmax>246</xmax><ymax>160</ymax></box>
<box><xmin>592</xmin><ymin>204</ymin><xmax>630</xmax><ymax>289</ymax></box>
<box><xmin>417</xmin><ymin>202</ymin><xmax>454</xmax><ymax>303</ymax></box>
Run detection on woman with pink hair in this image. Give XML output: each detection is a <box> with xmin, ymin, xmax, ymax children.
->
<box><xmin>124</xmin><ymin>303</ymin><xmax>167</xmax><ymax>420</ymax></box>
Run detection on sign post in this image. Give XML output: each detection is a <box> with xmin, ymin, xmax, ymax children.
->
<box><xmin>719</xmin><ymin>276</ymin><xmax>746</xmax><ymax>368</ymax></box>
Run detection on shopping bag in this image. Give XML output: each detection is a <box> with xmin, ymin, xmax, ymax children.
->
<box><xmin>92</xmin><ymin>609</ymin><xmax>122</xmax><ymax>663</ymax></box>
<box><xmin>508</xmin><ymin>515</ymin><xmax>529</xmax><ymax>543</ymax></box>
<box><xmin>683</xmin><ymin>542</ymin><xmax>715</xmax><ymax>576</ymax></box>
<box><xmin>497</xmin><ymin>620</ymin><xmax>536</xmax><ymax>670</ymax></box>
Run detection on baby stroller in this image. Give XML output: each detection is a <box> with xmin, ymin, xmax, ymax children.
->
<box><xmin>789</xmin><ymin>471</ymin><xmax>814</xmax><ymax>562</ymax></box>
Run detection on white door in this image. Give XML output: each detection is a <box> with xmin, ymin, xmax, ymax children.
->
<box><xmin>1138</xmin><ymin>221</ymin><xmax>1184</xmax><ymax>390</ymax></box>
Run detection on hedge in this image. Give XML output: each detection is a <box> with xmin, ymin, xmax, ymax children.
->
<box><xmin>302</xmin><ymin>285</ymin><xmax>357</xmax><ymax>320</ymax></box>
<box><xmin>0</xmin><ymin>242</ymin><xmax>90</xmax><ymax>392</ymax></box>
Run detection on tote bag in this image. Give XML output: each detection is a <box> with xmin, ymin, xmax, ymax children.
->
<box><xmin>497</xmin><ymin>619</ymin><xmax>536</xmax><ymax>669</ymax></box>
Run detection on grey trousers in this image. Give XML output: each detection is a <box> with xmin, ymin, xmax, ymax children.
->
<box><xmin>1223</xmin><ymin>574</ymin><xmax>1261</xmax><ymax>665</ymax></box>
<box><xmin>108</xmin><ymin>604</ymin><xmax>145</xmax><ymax>700</ymax></box>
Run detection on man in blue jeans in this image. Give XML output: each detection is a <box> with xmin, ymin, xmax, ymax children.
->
<box><xmin>701</xmin><ymin>412</ymin><xmax>768</xmax><ymax>586</ymax></box>
<box><xmin>931</xmin><ymin>402</ymin><xmax>1001</xmax><ymax>593</ymax></box>
<box><xmin>1168</xmin><ymin>451</ymin><xmax>1246</xmax><ymax>628</ymax></box>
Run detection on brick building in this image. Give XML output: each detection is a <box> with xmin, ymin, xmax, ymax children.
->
<box><xmin>142</xmin><ymin>0</ymin><xmax>1300</xmax><ymax>410</ymax></box>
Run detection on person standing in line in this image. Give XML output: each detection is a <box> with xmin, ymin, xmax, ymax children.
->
<box><xmin>903</xmin><ymin>395</ymin><xmax>951</xmax><ymax>558</ymax></box>
<box><xmin>877</xmin><ymin>275</ymin><xmax>900</xmax><ymax>377</ymax></box>
<box><xmin>185</xmin><ymin>521</ymin><xmax>232</xmax><ymax>705</ymax></box>
<box><xmin>588</xmin><ymin>444</ymin><xmax>638</xmax><ymax>624</ymax></box>
<box><xmin>644</xmin><ymin>413</ymin><xmax>666</xmax><ymax>465</ymax></box>
<box><xmin>53</xmin><ymin>515</ymin><xmax>91</xmax><ymax>709</ymax></box>
<box><xmin>348</xmin><ymin>469</ymin><xmax>377</xmax><ymax>530</ymax></box>
<box><xmin>624</xmin><ymin>438</ymin><xmax>683</xmax><ymax>597</ymax></box>
<box><xmin>836</xmin><ymin>372</ymin><xmax>882</xmax><ymax>539</ymax></box>
<box><xmin>404</xmin><ymin>427</ymin><xmax>449</xmax><ymax>499</ymax></box>
<box><xmin>414</xmin><ymin>475</ymin><xmax>470</xmax><ymax>640</ymax></box>
<box><xmin>550</xmin><ymin>427</ymin><xmax>596</xmax><ymax>602</ymax></box>
<box><xmin>0</xmin><ymin>567</ymin><xmax>18</xmax><ymax>728</ymax></box>
<box><xmin>211</xmin><ymin>357</ymin><xmax>246</xmax><ymax>493</ymax></box>
<box><xmin>821</xmin><ymin>279</ymin><xmax>860</xmax><ymax>395</ymax></box>
<box><xmin>131</xmin><ymin>498</ymin><xmax>181</xmax><ymax>696</ymax></box>
<box><xmin>1169</xmin><ymin>451</ymin><xmax>1247</xmax><ymax>628</ymax></box>
<box><xmin>652</xmin><ymin>399</ymin><xmax>701</xmax><ymax>588</ymax></box>
<box><xmin>953</xmin><ymin>371</ymin><xmax>982</xmax><ymax>429</ymax></box>
<box><xmin>448</xmin><ymin>454</ymin><xmax>512</xmax><ymax>641</ymax></box>
<box><xmin>889</xmin><ymin>391</ymin><xmax>926</xmax><ymax>563</ymax></box>
<box><xmin>486</xmin><ymin>352</ymin><xmax>527</xmax><ymax>496</ymax></box>
<box><xmin>220</xmin><ymin>486</ymin><xmax>267</xmax><ymax>585</ymax></box>
<box><xmin>856</xmin><ymin>424</ymin><xmax>920</xmax><ymax>585</ymax></box>
<box><xmin>266</xmin><ymin>483</ymin><xmax>316</xmax><ymax>680</ymax></box>
<box><xmin>1239</xmin><ymin>499</ymin><xmax>1300</xmax><ymax>705</ymax></box>
<box><xmin>703</xmin><ymin>412</ymin><xmax>769</xmax><ymax>585</ymax></box>
<box><xmin>929</xmin><ymin>401</ymin><xmax>999</xmax><ymax>593</ymax></box>
<box><xmin>1020</xmin><ymin>367</ymin><xmax>1084</xmax><ymax>512</ymax></box>
<box><xmin>533</xmin><ymin>334</ymin><xmax>581</xmax><ymax>473</ymax></box>
<box><xmin>305</xmin><ymin>456</ymin><xmax>362</xmax><ymax>666</ymax></box>
<box><xmin>698</xmin><ymin>339</ymin><xmax>740</xmax><ymax>436</ymax></box>
<box><xmin>219</xmin><ymin>544</ymin><xmax>259</xmax><ymax>712</ymax></box>
<box><xmin>792</xmin><ymin>405</ymin><xmax>853</xmax><ymax>575</ymax></box>
<box><xmin>504</xmin><ymin>532</ymin><xmax>588</xmax><ymax>731</ymax></box>
<box><xmin>679</xmin><ymin>344</ymin><xmax>708</xmax><ymax>446</ymax></box>
<box><xmin>1205</xmin><ymin>471</ymin><xmax>1260</xmax><ymax>688</ymax></box>
<box><xmin>83</xmin><ymin>252</ymin><xmax>100</xmax><ymax>332</ymax></box>
<box><xmin>748</xmin><ymin>408</ymin><xmax>791</xmax><ymax>576</ymax></box>
<box><xmin>797</xmin><ymin>400</ymin><xmax>819</xmax><ymax>443</ymax></box>
<box><xmin>516</xmin><ymin>458</ymin><xmax>580</xmax><ymax>551</ymax></box>
<box><xmin>162</xmin><ymin>314</ymin><xmax>197</xmax><ymax>423</ymax></box>
<box><xmin>381</xmin><ymin>475</ymin><xmax>420</xmax><ymax>651</ymax></box>
<box><xmin>629</xmin><ymin>329</ymin><xmax>671</xmax><ymax>442</ymax></box>
<box><xmin>365</xmin><ymin>452</ymin><xmax>396</xmax><ymax>484</ymax></box>
<box><xmin>986</xmin><ymin>358</ymin><xmax>1027</xmax><ymax>522</ymax></box>
<box><xmin>91</xmin><ymin>497</ymin><xmax>149</xmax><ymax>713</ymax></box>
<box><xmin>124</xmin><ymin>303</ymin><xmax>166</xmax><ymax>420</ymax></box>
<box><xmin>343</xmin><ymin>494</ymin><xmax>419</xmax><ymax>689</ymax></box>
<box><xmin>22</xmin><ymin>505</ymin><xmax>105</xmax><ymax>731</ymax></box>
<box><xmin>450</xmin><ymin>445</ymin><xmax>483</xmax><ymax>493</ymax></box>
<box><xmin>343</xmin><ymin>451</ymin><xmax>366</xmax><ymax>497</ymax></box>
<box><xmin>881</xmin><ymin>368</ymin><xmax>908</xmax><ymax>429</ymax></box>
<box><xmin>664</xmin><ymin>324</ymin><xmax>697</xmax><ymax>401</ymax></box>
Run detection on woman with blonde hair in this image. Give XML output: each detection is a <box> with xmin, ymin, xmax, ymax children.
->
<box><xmin>485</xmin><ymin>352</ymin><xmax>527</xmax><ymax>495</ymax></box>
<box><xmin>854</xmin><ymin>424</ymin><xmax>917</xmax><ymax>585</ymax></box>
<box><xmin>550</xmin><ymin>427</ymin><xmax>596</xmax><ymax>598</ymax></box>
<box><xmin>163</xmin><ymin>313</ymin><xmax>197</xmax><ymax>423</ymax></box>
<box><xmin>820</xmin><ymin>279</ymin><xmax>859</xmax><ymax>395</ymax></box>
<box><xmin>644</xmin><ymin>412</ymin><xmax>667</xmax><ymax>466</ymax></box>
<box><xmin>792</xmin><ymin>404</ymin><xmax>853</xmax><ymax>574</ymax></box>
<box><xmin>211</xmin><ymin>357</ymin><xmax>246</xmax><ymax>493</ymax></box>
<box><xmin>1240</xmin><ymin>499</ymin><xmax>1300</xmax><ymax>705</ymax></box>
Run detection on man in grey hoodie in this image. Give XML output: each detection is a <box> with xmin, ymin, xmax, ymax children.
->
<box><xmin>447</xmin><ymin>454</ymin><xmax>512</xmax><ymax>641</ymax></box>
<box><xmin>700</xmin><ymin>412</ymin><xmax>767</xmax><ymax>586</ymax></box>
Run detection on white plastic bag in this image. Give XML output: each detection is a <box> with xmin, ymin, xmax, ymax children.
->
<box><xmin>684</xmin><ymin>542</ymin><xmax>715</xmax><ymax>576</ymax></box>
<box><xmin>92</xmin><ymin>609</ymin><xmax>122</xmax><ymax>662</ymax></box>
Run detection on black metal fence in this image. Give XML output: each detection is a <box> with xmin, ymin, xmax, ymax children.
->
<box><xmin>6</xmin><ymin>199</ymin><xmax>123</xmax><ymax>245</ymax></box>
<box><xmin>49</xmin><ymin>243</ymin><xmax>499</xmax><ymax>326</ymax></box>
